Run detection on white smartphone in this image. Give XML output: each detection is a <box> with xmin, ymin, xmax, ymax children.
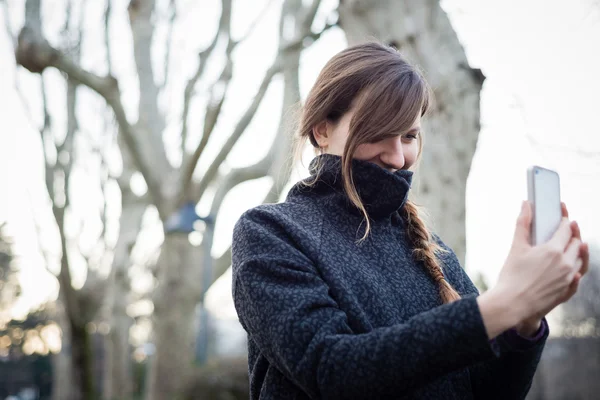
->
<box><xmin>527</xmin><ymin>165</ymin><xmax>562</xmax><ymax>245</ymax></box>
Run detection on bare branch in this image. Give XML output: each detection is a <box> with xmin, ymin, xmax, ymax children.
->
<box><xmin>232</xmin><ymin>0</ymin><xmax>277</xmax><ymax>44</ymax></box>
<box><xmin>209</xmin><ymin>157</ymin><xmax>271</xmax><ymax>217</ymax></box>
<box><xmin>208</xmin><ymin>0</ymin><xmax>323</xmax><ymax>285</ymax></box>
<box><xmin>300</xmin><ymin>0</ymin><xmax>323</xmax><ymax>32</ymax></box>
<box><xmin>179</xmin><ymin>48</ymin><xmax>233</xmax><ymax>200</ymax></box>
<box><xmin>26</xmin><ymin>190</ymin><xmax>59</xmax><ymax>276</ymax></box>
<box><xmin>5</xmin><ymin>0</ymin><xmax>42</xmax><ymax>132</ymax></box>
<box><xmin>15</xmin><ymin>20</ymin><xmax>163</xmax><ymax>209</ymax></box>
<box><xmin>191</xmin><ymin>3</ymin><xmax>333</xmax><ymax>204</ymax></box>
<box><xmin>160</xmin><ymin>0</ymin><xmax>176</xmax><ymax>90</ymax></box>
<box><xmin>104</xmin><ymin>0</ymin><xmax>112</xmax><ymax>75</ymax></box>
<box><xmin>180</xmin><ymin>0</ymin><xmax>232</xmax><ymax>158</ymax></box>
<box><xmin>75</xmin><ymin>220</ymin><xmax>93</xmax><ymax>266</ymax></box>
<box><xmin>212</xmin><ymin>246</ymin><xmax>232</xmax><ymax>285</ymax></box>
<box><xmin>279</xmin><ymin>19</ymin><xmax>337</xmax><ymax>53</ymax></box>
<box><xmin>1</xmin><ymin>0</ymin><xmax>16</xmax><ymax>50</ymax></box>
<box><xmin>93</xmin><ymin>162</ymin><xmax>111</xmax><ymax>267</ymax></box>
<box><xmin>127</xmin><ymin>0</ymin><xmax>173</xmax><ymax>201</ymax></box>
<box><xmin>179</xmin><ymin>0</ymin><xmax>279</xmax><ymax>199</ymax></box>
<box><xmin>187</xmin><ymin>57</ymin><xmax>282</xmax><ymax>202</ymax></box>
<box><xmin>52</xmin><ymin>75</ymin><xmax>81</xmax><ymax>323</ymax></box>
<box><xmin>512</xmin><ymin>94</ymin><xmax>600</xmax><ymax>159</ymax></box>
<box><xmin>39</xmin><ymin>78</ymin><xmax>55</xmax><ymax>194</ymax></box>
<box><xmin>524</xmin><ymin>132</ymin><xmax>600</xmax><ymax>159</ymax></box>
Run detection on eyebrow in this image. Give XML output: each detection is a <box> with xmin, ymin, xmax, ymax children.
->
<box><xmin>405</xmin><ymin>128</ymin><xmax>421</xmax><ymax>135</ymax></box>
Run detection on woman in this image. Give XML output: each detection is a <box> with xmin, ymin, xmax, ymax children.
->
<box><xmin>231</xmin><ymin>42</ymin><xmax>589</xmax><ymax>399</ymax></box>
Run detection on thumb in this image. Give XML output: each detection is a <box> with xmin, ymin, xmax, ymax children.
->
<box><xmin>513</xmin><ymin>200</ymin><xmax>533</xmax><ymax>247</ymax></box>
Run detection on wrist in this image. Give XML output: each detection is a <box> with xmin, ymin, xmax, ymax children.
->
<box><xmin>515</xmin><ymin>319</ymin><xmax>542</xmax><ymax>337</ymax></box>
<box><xmin>477</xmin><ymin>287</ymin><xmax>523</xmax><ymax>339</ymax></box>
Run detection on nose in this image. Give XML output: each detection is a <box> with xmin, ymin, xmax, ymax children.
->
<box><xmin>379</xmin><ymin>137</ymin><xmax>405</xmax><ymax>171</ymax></box>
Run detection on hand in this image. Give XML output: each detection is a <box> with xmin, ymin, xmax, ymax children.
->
<box><xmin>517</xmin><ymin>202</ymin><xmax>590</xmax><ymax>329</ymax></box>
<box><xmin>493</xmin><ymin>201</ymin><xmax>582</xmax><ymax>326</ymax></box>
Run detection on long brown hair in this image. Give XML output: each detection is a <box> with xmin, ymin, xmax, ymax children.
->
<box><xmin>291</xmin><ymin>42</ymin><xmax>460</xmax><ymax>304</ymax></box>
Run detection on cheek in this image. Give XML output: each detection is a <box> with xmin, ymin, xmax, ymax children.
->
<box><xmin>353</xmin><ymin>144</ymin><xmax>380</xmax><ymax>160</ymax></box>
<box><xmin>404</xmin><ymin>143</ymin><xmax>419</xmax><ymax>165</ymax></box>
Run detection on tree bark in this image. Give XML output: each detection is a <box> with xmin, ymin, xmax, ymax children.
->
<box><xmin>338</xmin><ymin>0</ymin><xmax>484</xmax><ymax>264</ymax></box>
<box><xmin>52</xmin><ymin>298</ymin><xmax>74</xmax><ymax>400</ymax></box>
<box><xmin>103</xmin><ymin>175</ymin><xmax>147</xmax><ymax>400</ymax></box>
<box><xmin>55</xmin><ymin>77</ymin><xmax>98</xmax><ymax>399</ymax></box>
<box><xmin>145</xmin><ymin>235</ymin><xmax>204</xmax><ymax>400</ymax></box>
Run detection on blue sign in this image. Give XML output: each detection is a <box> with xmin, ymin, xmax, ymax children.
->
<box><xmin>164</xmin><ymin>202</ymin><xmax>203</xmax><ymax>234</ymax></box>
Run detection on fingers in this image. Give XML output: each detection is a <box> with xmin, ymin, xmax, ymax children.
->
<box><xmin>571</xmin><ymin>220</ymin><xmax>581</xmax><ymax>241</ymax></box>
<box><xmin>570</xmin><ymin>221</ymin><xmax>589</xmax><ymax>276</ymax></box>
<box><xmin>548</xmin><ymin>217</ymin><xmax>574</xmax><ymax>250</ymax></box>
<box><xmin>578</xmin><ymin>242</ymin><xmax>590</xmax><ymax>276</ymax></box>
<box><xmin>559</xmin><ymin>273</ymin><xmax>581</xmax><ymax>303</ymax></box>
<box><xmin>514</xmin><ymin>201</ymin><xmax>533</xmax><ymax>247</ymax></box>
<box><xmin>561</xmin><ymin>202</ymin><xmax>569</xmax><ymax>218</ymax></box>
<box><xmin>565</xmin><ymin>238</ymin><xmax>582</xmax><ymax>265</ymax></box>
<box><xmin>565</xmin><ymin>238</ymin><xmax>582</xmax><ymax>281</ymax></box>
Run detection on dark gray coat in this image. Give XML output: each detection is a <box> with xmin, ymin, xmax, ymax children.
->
<box><xmin>232</xmin><ymin>153</ymin><xmax>548</xmax><ymax>399</ymax></box>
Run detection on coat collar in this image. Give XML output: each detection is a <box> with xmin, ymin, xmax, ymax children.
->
<box><xmin>288</xmin><ymin>153</ymin><xmax>413</xmax><ymax>219</ymax></box>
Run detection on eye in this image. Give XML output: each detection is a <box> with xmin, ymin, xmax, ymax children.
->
<box><xmin>404</xmin><ymin>134</ymin><xmax>418</xmax><ymax>140</ymax></box>
<box><xmin>366</xmin><ymin>135</ymin><xmax>392</xmax><ymax>144</ymax></box>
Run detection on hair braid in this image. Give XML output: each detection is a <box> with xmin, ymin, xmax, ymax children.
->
<box><xmin>402</xmin><ymin>200</ymin><xmax>461</xmax><ymax>304</ymax></box>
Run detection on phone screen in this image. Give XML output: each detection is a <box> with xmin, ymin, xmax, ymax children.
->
<box><xmin>532</xmin><ymin>167</ymin><xmax>561</xmax><ymax>245</ymax></box>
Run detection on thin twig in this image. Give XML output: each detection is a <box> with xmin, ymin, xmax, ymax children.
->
<box><xmin>25</xmin><ymin>189</ymin><xmax>60</xmax><ymax>276</ymax></box>
<box><xmin>232</xmin><ymin>0</ymin><xmax>277</xmax><ymax>44</ymax></box>
<box><xmin>188</xmin><ymin>19</ymin><xmax>335</xmax><ymax>203</ymax></box>
<box><xmin>160</xmin><ymin>0</ymin><xmax>176</xmax><ymax>90</ymax></box>
<box><xmin>15</xmin><ymin>24</ymin><xmax>163</xmax><ymax>209</ymax></box>
<box><xmin>1</xmin><ymin>0</ymin><xmax>16</xmax><ymax>49</ymax></box>
<box><xmin>104</xmin><ymin>0</ymin><xmax>112</xmax><ymax>75</ymax></box>
<box><xmin>180</xmin><ymin>0</ymin><xmax>232</xmax><ymax>157</ymax></box>
<box><xmin>178</xmin><ymin>0</ymin><xmax>278</xmax><ymax>197</ymax></box>
<box><xmin>187</xmin><ymin>56</ymin><xmax>282</xmax><ymax>202</ymax></box>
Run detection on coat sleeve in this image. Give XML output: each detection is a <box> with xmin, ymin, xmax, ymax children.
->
<box><xmin>231</xmin><ymin>208</ymin><xmax>502</xmax><ymax>400</ymax></box>
<box><xmin>433</xmin><ymin>234</ymin><xmax>549</xmax><ymax>400</ymax></box>
<box><xmin>462</xmin><ymin>273</ymin><xmax>548</xmax><ymax>400</ymax></box>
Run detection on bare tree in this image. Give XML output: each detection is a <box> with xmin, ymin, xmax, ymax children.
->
<box><xmin>12</xmin><ymin>5</ymin><xmax>109</xmax><ymax>399</ymax></box>
<box><xmin>338</xmin><ymin>0</ymin><xmax>484</xmax><ymax>264</ymax></box>
<box><xmin>14</xmin><ymin>0</ymin><xmax>332</xmax><ymax>398</ymax></box>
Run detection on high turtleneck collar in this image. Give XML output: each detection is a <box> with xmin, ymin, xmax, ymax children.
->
<box><xmin>288</xmin><ymin>153</ymin><xmax>413</xmax><ymax>219</ymax></box>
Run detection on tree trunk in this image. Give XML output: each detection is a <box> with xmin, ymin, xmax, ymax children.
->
<box><xmin>52</xmin><ymin>75</ymin><xmax>98</xmax><ymax>400</ymax></box>
<box><xmin>338</xmin><ymin>0</ymin><xmax>484</xmax><ymax>264</ymax></box>
<box><xmin>70</xmin><ymin>322</ymin><xmax>95</xmax><ymax>400</ymax></box>
<box><xmin>52</xmin><ymin>298</ymin><xmax>73</xmax><ymax>400</ymax></box>
<box><xmin>103</xmin><ymin>183</ymin><xmax>146</xmax><ymax>400</ymax></box>
<box><xmin>104</xmin><ymin>297</ymin><xmax>132</xmax><ymax>400</ymax></box>
<box><xmin>145</xmin><ymin>236</ymin><xmax>204</xmax><ymax>400</ymax></box>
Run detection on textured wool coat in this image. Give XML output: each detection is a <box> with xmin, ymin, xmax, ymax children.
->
<box><xmin>231</xmin><ymin>153</ymin><xmax>548</xmax><ymax>399</ymax></box>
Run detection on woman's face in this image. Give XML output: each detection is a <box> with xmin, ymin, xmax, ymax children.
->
<box><xmin>313</xmin><ymin>109</ymin><xmax>421</xmax><ymax>173</ymax></box>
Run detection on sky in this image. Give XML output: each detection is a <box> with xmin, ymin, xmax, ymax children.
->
<box><xmin>0</xmin><ymin>0</ymin><xmax>599</xmax><ymax>339</ymax></box>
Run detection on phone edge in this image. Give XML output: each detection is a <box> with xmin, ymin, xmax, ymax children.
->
<box><xmin>527</xmin><ymin>165</ymin><xmax>537</xmax><ymax>246</ymax></box>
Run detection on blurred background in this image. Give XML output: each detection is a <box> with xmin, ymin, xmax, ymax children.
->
<box><xmin>0</xmin><ymin>0</ymin><xmax>598</xmax><ymax>399</ymax></box>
